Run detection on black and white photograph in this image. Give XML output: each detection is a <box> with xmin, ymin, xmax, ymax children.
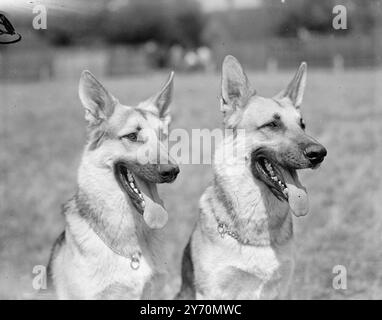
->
<box><xmin>0</xmin><ymin>0</ymin><xmax>381</xmax><ymax>303</ymax></box>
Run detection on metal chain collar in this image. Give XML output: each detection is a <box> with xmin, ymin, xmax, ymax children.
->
<box><xmin>217</xmin><ymin>223</ymin><xmax>240</xmax><ymax>240</ymax></box>
<box><xmin>216</xmin><ymin>220</ymin><xmax>250</xmax><ymax>245</ymax></box>
<box><xmin>89</xmin><ymin>223</ymin><xmax>142</xmax><ymax>271</ymax></box>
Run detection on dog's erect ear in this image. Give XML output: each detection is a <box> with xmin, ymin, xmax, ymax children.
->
<box><xmin>152</xmin><ymin>71</ymin><xmax>174</xmax><ymax>118</ymax></box>
<box><xmin>141</xmin><ymin>71</ymin><xmax>174</xmax><ymax>127</ymax></box>
<box><xmin>276</xmin><ymin>62</ymin><xmax>307</xmax><ymax>109</ymax></box>
<box><xmin>79</xmin><ymin>70</ymin><xmax>117</xmax><ymax>125</ymax></box>
<box><xmin>221</xmin><ymin>55</ymin><xmax>255</xmax><ymax>127</ymax></box>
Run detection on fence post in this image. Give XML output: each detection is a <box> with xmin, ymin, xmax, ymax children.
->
<box><xmin>333</xmin><ymin>54</ymin><xmax>344</xmax><ymax>73</ymax></box>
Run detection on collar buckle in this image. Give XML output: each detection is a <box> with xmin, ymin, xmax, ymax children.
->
<box><xmin>130</xmin><ymin>252</ymin><xmax>141</xmax><ymax>270</ymax></box>
<box><xmin>217</xmin><ymin>223</ymin><xmax>227</xmax><ymax>238</ymax></box>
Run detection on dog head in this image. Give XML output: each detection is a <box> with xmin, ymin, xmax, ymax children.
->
<box><xmin>220</xmin><ymin>55</ymin><xmax>327</xmax><ymax>217</ymax></box>
<box><xmin>79</xmin><ymin>71</ymin><xmax>179</xmax><ymax>228</ymax></box>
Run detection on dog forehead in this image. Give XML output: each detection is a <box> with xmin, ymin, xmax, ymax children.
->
<box><xmin>245</xmin><ymin>96</ymin><xmax>282</xmax><ymax>122</ymax></box>
<box><xmin>108</xmin><ymin>104</ymin><xmax>145</xmax><ymax>129</ymax></box>
<box><xmin>145</xmin><ymin>112</ymin><xmax>162</xmax><ymax>129</ymax></box>
<box><xmin>245</xmin><ymin>96</ymin><xmax>300</xmax><ymax>124</ymax></box>
<box><xmin>274</xmin><ymin>97</ymin><xmax>301</xmax><ymax>122</ymax></box>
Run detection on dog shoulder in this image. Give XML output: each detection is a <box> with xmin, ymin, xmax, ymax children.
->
<box><xmin>175</xmin><ymin>240</ymin><xmax>196</xmax><ymax>300</ymax></box>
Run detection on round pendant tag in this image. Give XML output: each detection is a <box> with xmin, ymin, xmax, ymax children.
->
<box><xmin>130</xmin><ymin>257</ymin><xmax>140</xmax><ymax>270</ymax></box>
<box><xmin>217</xmin><ymin>224</ymin><xmax>226</xmax><ymax>238</ymax></box>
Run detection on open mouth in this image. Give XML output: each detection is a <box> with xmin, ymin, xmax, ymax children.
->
<box><xmin>114</xmin><ymin>162</ymin><xmax>169</xmax><ymax>228</ymax></box>
<box><xmin>255</xmin><ymin>157</ymin><xmax>288</xmax><ymax>201</ymax></box>
<box><xmin>116</xmin><ymin>163</ymin><xmax>145</xmax><ymax>214</ymax></box>
<box><xmin>251</xmin><ymin>151</ymin><xmax>309</xmax><ymax>217</ymax></box>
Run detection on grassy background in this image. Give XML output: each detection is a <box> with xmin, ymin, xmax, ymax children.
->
<box><xmin>0</xmin><ymin>69</ymin><xmax>381</xmax><ymax>299</ymax></box>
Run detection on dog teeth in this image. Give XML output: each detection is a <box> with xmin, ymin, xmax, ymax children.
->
<box><xmin>127</xmin><ymin>172</ymin><xmax>133</xmax><ymax>182</ymax></box>
<box><xmin>262</xmin><ymin>159</ymin><xmax>288</xmax><ymax>193</ymax></box>
<box><xmin>124</xmin><ymin>171</ymin><xmax>145</xmax><ymax>204</ymax></box>
<box><xmin>129</xmin><ymin>181</ymin><xmax>142</xmax><ymax>197</ymax></box>
<box><xmin>264</xmin><ymin>160</ymin><xmax>276</xmax><ymax>177</ymax></box>
<box><xmin>264</xmin><ymin>161</ymin><xmax>274</xmax><ymax>173</ymax></box>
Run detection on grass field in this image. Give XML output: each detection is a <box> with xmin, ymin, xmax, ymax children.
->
<box><xmin>1</xmin><ymin>69</ymin><xmax>381</xmax><ymax>299</ymax></box>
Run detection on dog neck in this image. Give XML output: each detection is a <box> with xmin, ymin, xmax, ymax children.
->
<box><xmin>211</xmin><ymin>137</ymin><xmax>293</xmax><ymax>246</ymax></box>
<box><xmin>68</xmin><ymin>155</ymin><xmax>165</xmax><ymax>268</ymax></box>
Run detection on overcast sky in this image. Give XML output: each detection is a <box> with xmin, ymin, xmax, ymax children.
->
<box><xmin>198</xmin><ymin>0</ymin><xmax>262</xmax><ymax>12</ymax></box>
<box><xmin>0</xmin><ymin>0</ymin><xmax>263</xmax><ymax>14</ymax></box>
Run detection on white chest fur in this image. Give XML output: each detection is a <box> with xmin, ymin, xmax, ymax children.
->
<box><xmin>193</xmin><ymin>224</ymin><xmax>295</xmax><ymax>300</ymax></box>
<box><xmin>53</xmin><ymin>215</ymin><xmax>155</xmax><ymax>300</ymax></box>
<box><xmin>193</xmin><ymin>182</ymin><xmax>295</xmax><ymax>300</ymax></box>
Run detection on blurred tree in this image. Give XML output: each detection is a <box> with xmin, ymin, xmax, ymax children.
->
<box><xmin>105</xmin><ymin>0</ymin><xmax>205</xmax><ymax>48</ymax></box>
<box><xmin>274</xmin><ymin>0</ymin><xmax>339</xmax><ymax>37</ymax></box>
<box><xmin>271</xmin><ymin>0</ymin><xmax>380</xmax><ymax>37</ymax></box>
<box><xmin>42</xmin><ymin>0</ymin><xmax>205</xmax><ymax>48</ymax></box>
<box><xmin>171</xmin><ymin>0</ymin><xmax>206</xmax><ymax>48</ymax></box>
<box><xmin>348</xmin><ymin>0</ymin><xmax>380</xmax><ymax>33</ymax></box>
<box><xmin>40</xmin><ymin>0</ymin><xmax>109</xmax><ymax>46</ymax></box>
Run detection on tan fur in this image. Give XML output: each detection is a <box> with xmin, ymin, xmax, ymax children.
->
<box><xmin>190</xmin><ymin>139</ymin><xmax>295</xmax><ymax>300</ymax></box>
<box><xmin>48</xmin><ymin>71</ymin><xmax>178</xmax><ymax>299</ymax></box>
<box><xmin>177</xmin><ymin>56</ymin><xmax>326</xmax><ymax>300</ymax></box>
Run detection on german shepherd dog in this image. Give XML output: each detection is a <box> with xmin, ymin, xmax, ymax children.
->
<box><xmin>177</xmin><ymin>56</ymin><xmax>327</xmax><ymax>300</ymax></box>
<box><xmin>48</xmin><ymin>71</ymin><xmax>179</xmax><ymax>299</ymax></box>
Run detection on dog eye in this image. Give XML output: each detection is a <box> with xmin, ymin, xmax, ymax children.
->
<box><xmin>122</xmin><ymin>132</ymin><xmax>138</xmax><ymax>142</ymax></box>
<box><xmin>265</xmin><ymin>121</ymin><xmax>278</xmax><ymax>129</ymax></box>
<box><xmin>300</xmin><ymin>119</ymin><xmax>306</xmax><ymax>130</ymax></box>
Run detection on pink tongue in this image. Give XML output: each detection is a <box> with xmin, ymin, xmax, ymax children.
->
<box><xmin>135</xmin><ymin>177</ymin><xmax>168</xmax><ymax>229</ymax></box>
<box><xmin>283</xmin><ymin>170</ymin><xmax>309</xmax><ymax>217</ymax></box>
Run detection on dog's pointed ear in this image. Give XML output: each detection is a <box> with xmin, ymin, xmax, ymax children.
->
<box><xmin>141</xmin><ymin>71</ymin><xmax>174</xmax><ymax>127</ymax></box>
<box><xmin>276</xmin><ymin>62</ymin><xmax>307</xmax><ymax>109</ymax></box>
<box><xmin>221</xmin><ymin>55</ymin><xmax>255</xmax><ymax>127</ymax></box>
<box><xmin>152</xmin><ymin>71</ymin><xmax>174</xmax><ymax>120</ymax></box>
<box><xmin>79</xmin><ymin>70</ymin><xmax>118</xmax><ymax>125</ymax></box>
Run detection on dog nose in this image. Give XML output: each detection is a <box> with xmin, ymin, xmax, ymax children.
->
<box><xmin>304</xmin><ymin>144</ymin><xmax>327</xmax><ymax>165</ymax></box>
<box><xmin>159</xmin><ymin>164</ymin><xmax>180</xmax><ymax>181</ymax></box>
